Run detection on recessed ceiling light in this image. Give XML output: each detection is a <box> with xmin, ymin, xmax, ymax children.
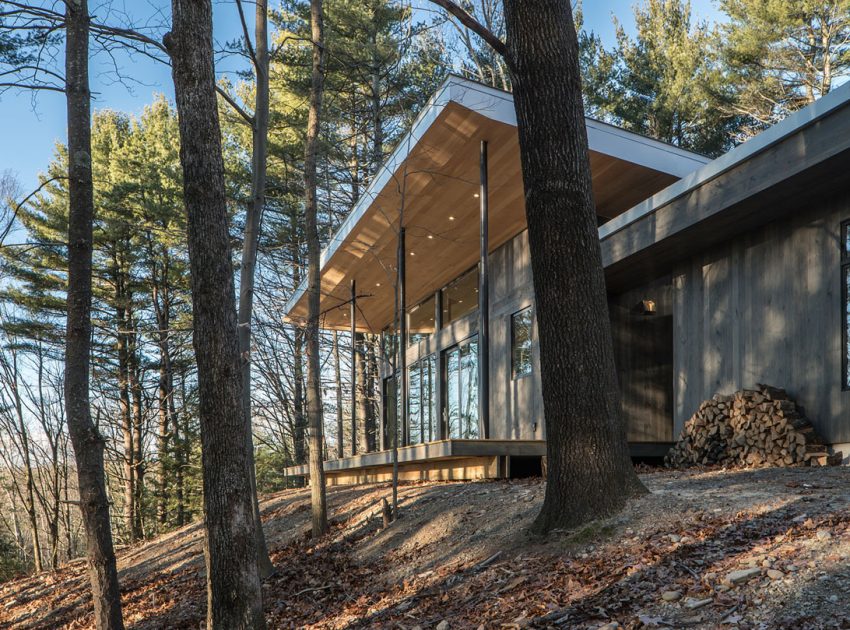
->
<box><xmin>376</xmin><ymin>282</ymin><xmax>381</xmax><ymax>287</ymax></box>
<box><xmin>410</xmin><ymin>251</ymin><xmax>415</xmax><ymax>256</ymax></box>
<box><xmin>448</xmin><ymin>216</ymin><xmax>455</xmax><ymax>221</ymax></box>
<box><xmin>473</xmin><ymin>193</ymin><xmax>480</xmax><ymax>198</ymax></box>
<box><xmin>427</xmin><ymin>235</ymin><xmax>433</xmax><ymax>239</ymax></box>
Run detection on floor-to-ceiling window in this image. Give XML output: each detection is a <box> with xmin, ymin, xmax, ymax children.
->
<box><xmin>444</xmin><ymin>336</ymin><xmax>480</xmax><ymax>439</ymax></box>
<box><xmin>408</xmin><ymin>355</ymin><xmax>437</xmax><ymax>444</ymax></box>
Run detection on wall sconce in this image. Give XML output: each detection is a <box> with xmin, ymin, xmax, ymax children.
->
<box><xmin>640</xmin><ymin>299</ymin><xmax>656</xmax><ymax>315</ymax></box>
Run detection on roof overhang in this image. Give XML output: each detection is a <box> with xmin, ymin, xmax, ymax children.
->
<box><xmin>285</xmin><ymin>75</ymin><xmax>709</xmax><ymax>331</ymax></box>
<box><xmin>600</xmin><ymin>80</ymin><xmax>850</xmax><ymax>292</ymax></box>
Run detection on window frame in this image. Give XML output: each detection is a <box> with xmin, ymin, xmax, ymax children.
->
<box><xmin>510</xmin><ymin>306</ymin><xmax>534</xmax><ymax>381</ymax></box>
<box><xmin>840</xmin><ymin>219</ymin><xmax>850</xmax><ymax>392</ymax></box>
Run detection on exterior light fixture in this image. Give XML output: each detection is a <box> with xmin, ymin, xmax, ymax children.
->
<box><xmin>640</xmin><ymin>299</ymin><xmax>656</xmax><ymax>315</ymax></box>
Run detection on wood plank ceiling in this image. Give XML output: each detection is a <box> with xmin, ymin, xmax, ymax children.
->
<box><xmin>286</xmin><ymin>102</ymin><xmax>679</xmax><ymax>332</ymax></box>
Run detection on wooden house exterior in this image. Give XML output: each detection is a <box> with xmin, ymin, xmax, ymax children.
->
<box><xmin>283</xmin><ymin>75</ymin><xmax>850</xmax><ymax>484</ymax></box>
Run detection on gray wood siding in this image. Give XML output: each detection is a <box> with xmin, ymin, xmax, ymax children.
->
<box><xmin>672</xmin><ymin>192</ymin><xmax>850</xmax><ymax>443</ymax></box>
<box><xmin>488</xmin><ymin>230</ymin><xmax>544</xmax><ymax>441</ymax></box>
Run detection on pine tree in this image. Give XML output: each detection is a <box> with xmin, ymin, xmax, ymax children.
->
<box><xmin>718</xmin><ymin>0</ymin><xmax>850</xmax><ymax>138</ymax></box>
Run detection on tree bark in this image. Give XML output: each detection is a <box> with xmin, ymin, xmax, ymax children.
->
<box><xmin>63</xmin><ymin>1</ymin><xmax>125</xmax><ymax>627</ymax></box>
<box><xmin>305</xmin><ymin>0</ymin><xmax>328</xmax><ymax>538</ymax></box>
<box><xmin>235</xmin><ymin>0</ymin><xmax>275</xmax><ymax>581</ymax></box>
<box><xmin>355</xmin><ymin>333</ymin><xmax>370</xmax><ymax>452</ymax></box>
<box><xmin>164</xmin><ymin>0</ymin><xmax>265</xmax><ymax>626</ymax></box>
<box><xmin>501</xmin><ymin>0</ymin><xmax>646</xmax><ymax>533</ymax></box>
<box><xmin>332</xmin><ymin>330</ymin><xmax>344</xmax><ymax>458</ymax></box>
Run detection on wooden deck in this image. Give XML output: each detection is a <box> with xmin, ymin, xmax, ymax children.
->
<box><xmin>284</xmin><ymin>439</ymin><xmax>671</xmax><ymax>486</ymax></box>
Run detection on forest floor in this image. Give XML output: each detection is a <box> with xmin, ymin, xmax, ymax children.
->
<box><xmin>2</xmin><ymin>466</ymin><xmax>850</xmax><ymax>629</ymax></box>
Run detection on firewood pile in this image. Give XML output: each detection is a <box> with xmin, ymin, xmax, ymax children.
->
<box><xmin>666</xmin><ymin>384</ymin><xmax>842</xmax><ymax>468</ymax></box>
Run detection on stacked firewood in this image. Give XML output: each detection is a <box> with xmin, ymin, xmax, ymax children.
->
<box><xmin>666</xmin><ymin>384</ymin><xmax>842</xmax><ymax>468</ymax></box>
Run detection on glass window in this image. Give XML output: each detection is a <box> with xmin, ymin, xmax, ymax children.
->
<box><xmin>407</xmin><ymin>355</ymin><xmax>437</xmax><ymax>444</ymax></box>
<box><xmin>408</xmin><ymin>362</ymin><xmax>422</xmax><ymax>444</ymax></box>
<box><xmin>441</xmin><ymin>267</ymin><xmax>479</xmax><ymax>327</ymax></box>
<box><xmin>382</xmin><ymin>327</ymin><xmax>398</xmax><ymax>362</ymax></box>
<box><xmin>408</xmin><ymin>294</ymin><xmax>436</xmax><ymax>346</ymax></box>
<box><xmin>444</xmin><ymin>336</ymin><xmax>480</xmax><ymax>439</ymax></box>
<box><xmin>511</xmin><ymin>307</ymin><xmax>533</xmax><ymax>379</ymax></box>
<box><xmin>841</xmin><ymin>221</ymin><xmax>850</xmax><ymax>389</ymax></box>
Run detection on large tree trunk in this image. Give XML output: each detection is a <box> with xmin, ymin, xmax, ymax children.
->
<box><xmin>164</xmin><ymin>1</ymin><xmax>265</xmax><ymax>627</ymax></box>
<box><xmin>63</xmin><ymin>1</ymin><xmax>125</xmax><ymax>627</ymax></box>
<box><xmin>502</xmin><ymin>0</ymin><xmax>646</xmax><ymax>533</ymax></box>
<box><xmin>305</xmin><ymin>0</ymin><xmax>328</xmax><ymax>538</ymax></box>
<box><xmin>236</xmin><ymin>0</ymin><xmax>275</xmax><ymax>580</ymax></box>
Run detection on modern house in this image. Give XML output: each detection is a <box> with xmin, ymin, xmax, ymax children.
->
<box><xmin>284</xmin><ymin>74</ymin><xmax>850</xmax><ymax>484</ymax></box>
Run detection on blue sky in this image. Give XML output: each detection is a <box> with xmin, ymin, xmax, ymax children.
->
<box><xmin>0</xmin><ymin>0</ymin><xmax>721</xmax><ymax>194</ymax></box>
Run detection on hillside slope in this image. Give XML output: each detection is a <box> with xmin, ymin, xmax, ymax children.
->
<box><xmin>2</xmin><ymin>468</ymin><xmax>850</xmax><ymax>629</ymax></box>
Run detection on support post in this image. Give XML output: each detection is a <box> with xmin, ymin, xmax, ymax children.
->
<box><xmin>398</xmin><ymin>227</ymin><xmax>407</xmax><ymax>448</ymax></box>
<box><xmin>479</xmin><ymin>140</ymin><xmax>490</xmax><ymax>439</ymax></box>
<box><xmin>350</xmin><ymin>279</ymin><xmax>357</xmax><ymax>455</ymax></box>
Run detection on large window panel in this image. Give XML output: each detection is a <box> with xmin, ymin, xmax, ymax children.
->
<box><xmin>408</xmin><ymin>355</ymin><xmax>437</xmax><ymax>444</ymax></box>
<box><xmin>446</xmin><ymin>347</ymin><xmax>461</xmax><ymax>439</ymax></box>
<box><xmin>444</xmin><ymin>336</ymin><xmax>480</xmax><ymax>439</ymax></box>
<box><xmin>408</xmin><ymin>362</ymin><xmax>422</xmax><ymax>444</ymax></box>
<box><xmin>441</xmin><ymin>267</ymin><xmax>479</xmax><ymax>327</ymax></box>
<box><xmin>460</xmin><ymin>339</ymin><xmax>480</xmax><ymax>438</ymax></box>
<box><xmin>408</xmin><ymin>294</ymin><xmax>436</xmax><ymax>346</ymax></box>
<box><xmin>511</xmin><ymin>306</ymin><xmax>533</xmax><ymax>379</ymax></box>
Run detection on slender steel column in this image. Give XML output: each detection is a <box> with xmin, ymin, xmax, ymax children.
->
<box><xmin>479</xmin><ymin>140</ymin><xmax>490</xmax><ymax>439</ymax></box>
<box><xmin>398</xmin><ymin>227</ymin><xmax>408</xmax><ymax>448</ymax></box>
<box><xmin>350</xmin><ymin>279</ymin><xmax>357</xmax><ymax>455</ymax></box>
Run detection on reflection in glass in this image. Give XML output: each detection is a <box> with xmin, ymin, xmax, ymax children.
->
<box><xmin>382</xmin><ymin>327</ymin><xmax>397</xmax><ymax>362</ymax></box>
<box><xmin>446</xmin><ymin>347</ymin><xmax>460</xmax><ymax>439</ymax></box>
<box><xmin>441</xmin><ymin>267</ymin><xmax>479</xmax><ymax>327</ymax></box>
<box><xmin>511</xmin><ymin>307</ymin><xmax>533</xmax><ymax>379</ymax></box>
<box><xmin>408</xmin><ymin>294</ymin><xmax>436</xmax><ymax>346</ymax></box>
<box><xmin>408</xmin><ymin>362</ymin><xmax>422</xmax><ymax>444</ymax></box>
<box><xmin>407</xmin><ymin>355</ymin><xmax>436</xmax><ymax>444</ymax></box>
<box><xmin>445</xmin><ymin>336</ymin><xmax>479</xmax><ymax>439</ymax></box>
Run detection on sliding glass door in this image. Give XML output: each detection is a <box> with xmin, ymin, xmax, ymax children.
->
<box><xmin>444</xmin><ymin>336</ymin><xmax>480</xmax><ymax>439</ymax></box>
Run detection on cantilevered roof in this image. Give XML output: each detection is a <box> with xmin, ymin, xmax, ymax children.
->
<box><xmin>285</xmin><ymin>75</ymin><xmax>709</xmax><ymax>331</ymax></box>
<box><xmin>600</xmin><ymin>79</ymin><xmax>850</xmax><ymax>291</ymax></box>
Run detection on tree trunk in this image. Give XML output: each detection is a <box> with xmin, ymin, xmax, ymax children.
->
<box><xmin>365</xmin><ymin>336</ymin><xmax>378</xmax><ymax>452</ymax></box>
<box><xmin>293</xmin><ymin>325</ymin><xmax>306</xmax><ymax>466</ymax></box>
<box><xmin>236</xmin><ymin>0</ymin><xmax>275</xmax><ymax>580</ymax></box>
<box><xmin>164</xmin><ymin>1</ymin><xmax>265</xmax><ymax>627</ymax></box>
<box><xmin>153</xmin><ymin>280</ymin><xmax>171</xmax><ymax>528</ymax></box>
<box><xmin>501</xmin><ymin>0</ymin><xmax>646</xmax><ymax>533</ymax></box>
<box><xmin>305</xmin><ymin>0</ymin><xmax>328</xmax><ymax>539</ymax></box>
<box><xmin>116</xmin><ymin>300</ymin><xmax>135</xmax><ymax>543</ymax></box>
<box><xmin>63</xmin><ymin>1</ymin><xmax>125</xmax><ymax>627</ymax></box>
<box><xmin>355</xmin><ymin>333</ymin><xmax>370</xmax><ymax>452</ymax></box>
<box><xmin>332</xmin><ymin>331</ymin><xmax>344</xmax><ymax>458</ymax></box>
<box><xmin>128</xmin><ymin>325</ymin><xmax>144</xmax><ymax>540</ymax></box>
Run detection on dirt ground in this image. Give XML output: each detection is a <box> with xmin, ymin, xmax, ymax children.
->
<box><xmin>2</xmin><ymin>466</ymin><xmax>850</xmax><ymax>629</ymax></box>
